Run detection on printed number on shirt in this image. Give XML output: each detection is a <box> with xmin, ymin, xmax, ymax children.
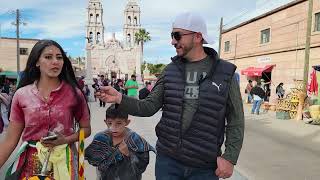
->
<box><xmin>184</xmin><ymin>86</ymin><xmax>199</xmax><ymax>99</ymax></box>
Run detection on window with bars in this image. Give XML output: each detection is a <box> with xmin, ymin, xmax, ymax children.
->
<box><xmin>315</xmin><ymin>12</ymin><xmax>320</xmax><ymax>31</ymax></box>
<box><xmin>260</xmin><ymin>28</ymin><xmax>270</xmax><ymax>44</ymax></box>
<box><xmin>224</xmin><ymin>41</ymin><xmax>230</xmax><ymax>52</ymax></box>
<box><xmin>20</xmin><ymin>48</ymin><xmax>28</xmax><ymax>55</ymax></box>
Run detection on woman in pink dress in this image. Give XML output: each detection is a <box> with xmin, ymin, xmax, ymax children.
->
<box><xmin>0</xmin><ymin>40</ymin><xmax>91</xmax><ymax>179</ymax></box>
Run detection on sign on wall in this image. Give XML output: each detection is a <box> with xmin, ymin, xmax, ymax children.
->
<box><xmin>257</xmin><ymin>57</ymin><xmax>271</xmax><ymax>63</ymax></box>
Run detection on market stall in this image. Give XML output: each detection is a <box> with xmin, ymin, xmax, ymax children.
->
<box><xmin>276</xmin><ymin>80</ymin><xmax>304</xmax><ymax>119</ymax></box>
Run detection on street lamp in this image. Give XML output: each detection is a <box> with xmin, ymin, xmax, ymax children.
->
<box><xmin>105</xmin><ymin>55</ymin><xmax>116</xmax><ymax>79</ymax></box>
<box><xmin>84</xmin><ymin>37</ymin><xmax>95</xmax><ymax>102</ymax></box>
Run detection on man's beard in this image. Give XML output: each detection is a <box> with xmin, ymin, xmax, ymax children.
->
<box><xmin>175</xmin><ymin>42</ymin><xmax>193</xmax><ymax>58</ymax></box>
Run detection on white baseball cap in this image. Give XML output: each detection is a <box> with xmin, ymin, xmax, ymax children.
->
<box><xmin>172</xmin><ymin>12</ymin><xmax>214</xmax><ymax>44</ymax></box>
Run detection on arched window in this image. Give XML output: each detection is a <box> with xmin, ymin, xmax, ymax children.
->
<box><xmin>127</xmin><ymin>34</ymin><xmax>131</xmax><ymax>43</ymax></box>
<box><xmin>134</xmin><ymin>17</ymin><xmax>137</xmax><ymax>25</ymax></box>
<box><xmin>89</xmin><ymin>32</ymin><xmax>93</xmax><ymax>43</ymax></box>
<box><xmin>90</xmin><ymin>14</ymin><xmax>93</xmax><ymax>23</ymax></box>
<box><xmin>96</xmin><ymin>14</ymin><xmax>100</xmax><ymax>23</ymax></box>
<box><xmin>128</xmin><ymin>16</ymin><xmax>131</xmax><ymax>25</ymax></box>
<box><xmin>97</xmin><ymin>32</ymin><xmax>101</xmax><ymax>43</ymax></box>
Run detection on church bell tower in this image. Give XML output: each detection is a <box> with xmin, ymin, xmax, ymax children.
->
<box><xmin>123</xmin><ymin>0</ymin><xmax>141</xmax><ymax>47</ymax></box>
<box><xmin>86</xmin><ymin>0</ymin><xmax>104</xmax><ymax>45</ymax></box>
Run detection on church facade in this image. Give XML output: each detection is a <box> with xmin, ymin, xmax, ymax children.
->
<box><xmin>86</xmin><ymin>0</ymin><xmax>142</xmax><ymax>79</ymax></box>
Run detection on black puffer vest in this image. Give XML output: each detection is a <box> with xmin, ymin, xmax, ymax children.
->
<box><xmin>155</xmin><ymin>47</ymin><xmax>236</xmax><ymax>168</ymax></box>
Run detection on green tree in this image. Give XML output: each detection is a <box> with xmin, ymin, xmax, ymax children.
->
<box><xmin>141</xmin><ymin>61</ymin><xmax>146</xmax><ymax>75</ymax></box>
<box><xmin>141</xmin><ymin>63</ymin><xmax>166</xmax><ymax>75</ymax></box>
<box><xmin>152</xmin><ymin>64</ymin><xmax>166</xmax><ymax>74</ymax></box>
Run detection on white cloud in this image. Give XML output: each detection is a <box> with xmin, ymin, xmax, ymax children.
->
<box><xmin>0</xmin><ymin>0</ymin><xmax>87</xmax><ymax>39</ymax></box>
<box><xmin>0</xmin><ymin>20</ymin><xmax>14</xmax><ymax>32</ymax></box>
<box><xmin>0</xmin><ymin>0</ymin><xmax>297</xmax><ymax>62</ymax></box>
<box><xmin>223</xmin><ymin>0</ymin><xmax>295</xmax><ymax>28</ymax></box>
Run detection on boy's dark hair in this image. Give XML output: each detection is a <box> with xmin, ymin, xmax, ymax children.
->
<box><xmin>116</xmin><ymin>79</ymin><xmax>122</xmax><ymax>84</ymax></box>
<box><xmin>106</xmin><ymin>104</ymin><xmax>128</xmax><ymax>120</ymax></box>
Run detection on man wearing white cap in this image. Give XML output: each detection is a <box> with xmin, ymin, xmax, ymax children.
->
<box><xmin>97</xmin><ymin>11</ymin><xmax>244</xmax><ymax>180</ymax></box>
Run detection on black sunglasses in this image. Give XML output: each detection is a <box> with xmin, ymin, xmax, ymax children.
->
<box><xmin>171</xmin><ymin>32</ymin><xmax>196</xmax><ymax>41</ymax></box>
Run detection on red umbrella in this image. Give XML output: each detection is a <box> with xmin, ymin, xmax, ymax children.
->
<box><xmin>308</xmin><ymin>69</ymin><xmax>318</xmax><ymax>95</ymax></box>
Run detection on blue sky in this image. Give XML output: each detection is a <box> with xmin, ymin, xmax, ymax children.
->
<box><xmin>0</xmin><ymin>0</ymin><xmax>293</xmax><ymax>64</ymax></box>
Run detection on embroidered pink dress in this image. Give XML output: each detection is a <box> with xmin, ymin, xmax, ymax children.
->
<box><xmin>8</xmin><ymin>81</ymin><xmax>90</xmax><ymax>179</ymax></box>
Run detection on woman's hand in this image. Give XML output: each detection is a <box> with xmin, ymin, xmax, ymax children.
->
<box><xmin>40</xmin><ymin>132</ymin><xmax>67</xmax><ymax>148</ymax></box>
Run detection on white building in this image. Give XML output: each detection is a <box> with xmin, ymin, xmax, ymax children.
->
<box><xmin>85</xmin><ymin>0</ymin><xmax>143</xmax><ymax>80</ymax></box>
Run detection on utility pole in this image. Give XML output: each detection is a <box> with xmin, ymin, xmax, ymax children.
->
<box><xmin>303</xmin><ymin>0</ymin><xmax>313</xmax><ymax>93</ymax></box>
<box><xmin>234</xmin><ymin>33</ymin><xmax>238</xmax><ymax>64</ymax></box>
<box><xmin>0</xmin><ymin>23</ymin><xmax>2</xmax><ymax>47</ymax></box>
<box><xmin>297</xmin><ymin>0</ymin><xmax>313</xmax><ymax>121</ymax></box>
<box><xmin>12</xmin><ymin>9</ymin><xmax>26</xmax><ymax>74</ymax></box>
<box><xmin>16</xmin><ymin>9</ymin><xmax>20</xmax><ymax>73</ymax></box>
<box><xmin>84</xmin><ymin>37</ymin><xmax>95</xmax><ymax>102</ymax></box>
<box><xmin>218</xmin><ymin>17</ymin><xmax>223</xmax><ymax>58</ymax></box>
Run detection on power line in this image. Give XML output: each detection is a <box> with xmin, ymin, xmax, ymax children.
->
<box><xmin>225</xmin><ymin>0</ymin><xmax>276</xmax><ymax>27</ymax></box>
<box><xmin>223</xmin><ymin>0</ymin><xmax>293</xmax><ymax>28</ymax></box>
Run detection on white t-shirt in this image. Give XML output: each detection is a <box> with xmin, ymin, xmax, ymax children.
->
<box><xmin>253</xmin><ymin>94</ymin><xmax>262</xmax><ymax>101</ymax></box>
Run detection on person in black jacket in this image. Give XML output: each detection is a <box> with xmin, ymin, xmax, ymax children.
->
<box><xmin>139</xmin><ymin>81</ymin><xmax>151</xmax><ymax>100</ymax></box>
<box><xmin>96</xmin><ymin>12</ymin><xmax>244</xmax><ymax>180</ymax></box>
<box><xmin>250</xmin><ymin>81</ymin><xmax>265</xmax><ymax>115</ymax></box>
<box><xmin>114</xmin><ymin>79</ymin><xmax>126</xmax><ymax>95</ymax></box>
<box><xmin>276</xmin><ymin>83</ymin><xmax>285</xmax><ymax>98</ymax></box>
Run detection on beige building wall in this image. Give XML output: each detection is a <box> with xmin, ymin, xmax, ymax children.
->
<box><xmin>221</xmin><ymin>0</ymin><xmax>320</xmax><ymax>98</ymax></box>
<box><xmin>0</xmin><ymin>37</ymin><xmax>38</xmax><ymax>72</ymax></box>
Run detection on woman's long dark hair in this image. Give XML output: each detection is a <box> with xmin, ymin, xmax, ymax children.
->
<box><xmin>17</xmin><ymin>39</ymin><xmax>79</xmax><ymax>90</ymax></box>
<box><xmin>11</xmin><ymin>40</ymin><xmax>90</xmax><ymax>120</ymax></box>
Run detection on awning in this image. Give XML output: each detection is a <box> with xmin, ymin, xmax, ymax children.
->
<box><xmin>313</xmin><ymin>65</ymin><xmax>320</xmax><ymax>71</ymax></box>
<box><xmin>241</xmin><ymin>64</ymin><xmax>276</xmax><ymax>77</ymax></box>
<box><xmin>0</xmin><ymin>71</ymin><xmax>18</xmax><ymax>78</ymax></box>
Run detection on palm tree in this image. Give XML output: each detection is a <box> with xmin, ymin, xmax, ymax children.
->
<box><xmin>135</xmin><ymin>28</ymin><xmax>151</xmax><ymax>54</ymax></box>
<box><xmin>134</xmin><ymin>29</ymin><xmax>151</xmax><ymax>79</ymax></box>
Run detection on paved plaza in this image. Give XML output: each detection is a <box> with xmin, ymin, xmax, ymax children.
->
<box><xmin>1</xmin><ymin>102</ymin><xmax>320</xmax><ymax>180</ymax></box>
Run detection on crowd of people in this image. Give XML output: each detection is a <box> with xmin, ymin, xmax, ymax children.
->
<box><xmin>87</xmin><ymin>74</ymin><xmax>154</xmax><ymax>107</ymax></box>
<box><xmin>0</xmin><ymin>11</ymin><xmax>245</xmax><ymax>180</ymax></box>
<box><xmin>0</xmin><ymin>79</ymin><xmax>16</xmax><ymax>134</ymax></box>
<box><xmin>245</xmin><ymin>79</ymin><xmax>286</xmax><ymax>115</ymax></box>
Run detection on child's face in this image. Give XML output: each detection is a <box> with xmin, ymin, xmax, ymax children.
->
<box><xmin>105</xmin><ymin>118</ymin><xmax>130</xmax><ymax>137</ymax></box>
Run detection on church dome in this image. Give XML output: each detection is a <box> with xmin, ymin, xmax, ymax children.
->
<box><xmin>107</xmin><ymin>33</ymin><xmax>120</xmax><ymax>43</ymax></box>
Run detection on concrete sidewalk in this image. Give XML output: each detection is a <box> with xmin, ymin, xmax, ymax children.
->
<box><xmin>244</xmin><ymin>104</ymin><xmax>320</xmax><ymax>144</ymax></box>
<box><xmin>232</xmin><ymin>104</ymin><xmax>320</xmax><ymax>180</ymax></box>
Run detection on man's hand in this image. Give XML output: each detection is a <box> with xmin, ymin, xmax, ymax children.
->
<box><xmin>215</xmin><ymin>156</ymin><xmax>234</xmax><ymax>179</ymax></box>
<box><xmin>118</xmin><ymin>141</ymin><xmax>130</xmax><ymax>156</ymax></box>
<box><xmin>96</xmin><ymin>86</ymin><xmax>122</xmax><ymax>104</ymax></box>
